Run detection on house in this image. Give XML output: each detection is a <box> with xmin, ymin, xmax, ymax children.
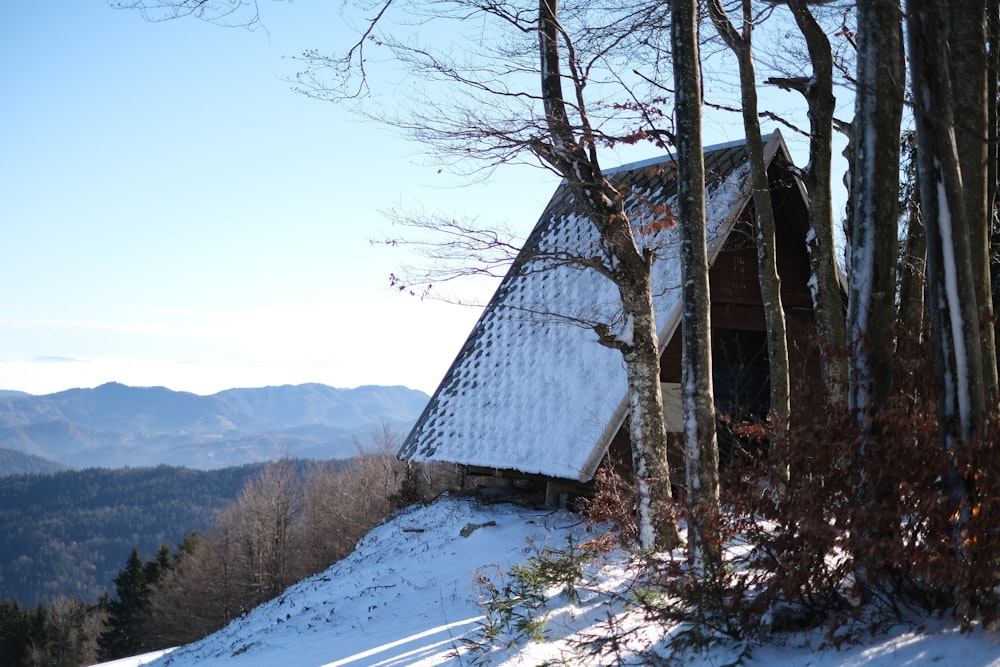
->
<box><xmin>398</xmin><ymin>130</ymin><xmax>819</xmax><ymax>500</ymax></box>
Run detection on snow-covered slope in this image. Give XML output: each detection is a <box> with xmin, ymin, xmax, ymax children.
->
<box><xmin>145</xmin><ymin>496</ymin><xmax>589</xmax><ymax>666</ymax></box>
<box><xmin>100</xmin><ymin>496</ymin><xmax>1000</xmax><ymax>667</ymax></box>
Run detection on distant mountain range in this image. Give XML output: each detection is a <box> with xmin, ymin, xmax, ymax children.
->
<box><xmin>0</xmin><ymin>383</ymin><xmax>429</xmax><ymax>471</ymax></box>
<box><xmin>0</xmin><ymin>447</ymin><xmax>68</xmax><ymax>476</ymax></box>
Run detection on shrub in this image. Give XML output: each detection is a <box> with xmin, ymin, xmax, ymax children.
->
<box><xmin>712</xmin><ymin>332</ymin><xmax>1000</xmax><ymax>641</ymax></box>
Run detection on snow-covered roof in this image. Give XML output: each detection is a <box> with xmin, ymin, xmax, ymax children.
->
<box><xmin>399</xmin><ymin>132</ymin><xmax>793</xmax><ymax>482</ymax></box>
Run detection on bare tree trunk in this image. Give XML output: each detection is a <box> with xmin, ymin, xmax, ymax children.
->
<box><xmin>990</xmin><ymin>0</ymin><xmax>1000</xmax><ymax>387</ymax></box>
<box><xmin>898</xmin><ymin>220</ymin><xmax>927</xmax><ymax>333</ymax></box>
<box><xmin>898</xmin><ymin>132</ymin><xmax>926</xmax><ymax>339</ymax></box>
<box><xmin>708</xmin><ymin>0</ymin><xmax>791</xmax><ymax>488</ymax></box>
<box><xmin>908</xmin><ymin>0</ymin><xmax>988</xmax><ymax>444</ymax></box>
<box><xmin>783</xmin><ymin>0</ymin><xmax>848</xmax><ymax>404</ymax></box>
<box><xmin>848</xmin><ymin>0</ymin><xmax>905</xmax><ymax>436</ymax></box>
<box><xmin>537</xmin><ymin>0</ymin><xmax>680</xmax><ymax>551</ymax></box>
<box><xmin>672</xmin><ymin>0</ymin><xmax>721</xmax><ymax>566</ymax></box>
<box><xmin>948</xmin><ymin>0</ymin><xmax>999</xmax><ymax>404</ymax></box>
<box><xmin>620</xmin><ymin>279</ymin><xmax>679</xmax><ymax>550</ymax></box>
<box><xmin>909</xmin><ymin>1</ymin><xmax>989</xmax><ymax>560</ymax></box>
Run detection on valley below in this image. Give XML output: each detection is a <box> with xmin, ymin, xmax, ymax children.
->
<box><xmin>0</xmin><ymin>383</ymin><xmax>428</xmax><ymax>606</ymax></box>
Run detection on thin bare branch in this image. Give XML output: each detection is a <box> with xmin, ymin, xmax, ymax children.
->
<box><xmin>111</xmin><ymin>0</ymin><xmax>265</xmax><ymax>28</ymax></box>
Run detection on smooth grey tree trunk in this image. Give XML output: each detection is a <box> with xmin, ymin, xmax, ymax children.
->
<box><xmin>537</xmin><ymin>0</ymin><xmax>680</xmax><ymax>551</ymax></box>
<box><xmin>672</xmin><ymin>0</ymin><xmax>721</xmax><ymax>567</ymax></box>
<box><xmin>947</xmin><ymin>0</ymin><xmax>998</xmax><ymax>404</ymax></box>
<box><xmin>847</xmin><ymin>0</ymin><xmax>904</xmax><ymax>435</ymax></box>
<box><xmin>784</xmin><ymin>0</ymin><xmax>848</xmax><ymax>405</ymax></box>
<box><xmin>908</xmin><ymin>0</ymin><xmax>987</xmax><ymax>444</ymax></box>
<box><xmin>708</xmin><ymin>0</ymin><xmax>791</xmax><ymax>488</ymax></box>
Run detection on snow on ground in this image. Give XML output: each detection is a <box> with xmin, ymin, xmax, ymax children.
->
<box><xmin>90</xmin><ymin>649</ymin><xmax>173</xmax><ymax>667</ymax></box>
<box><xmin>94</xmin><ymin>495</ymin><xmax>1000</xmax><ymax>667</ymax></box>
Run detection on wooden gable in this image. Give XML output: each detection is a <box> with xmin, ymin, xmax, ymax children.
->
<box><xmin>400</xmin><ymin>131</ymin><xmax>819</xmax><ymax>496</ymax></box>
<box><xmin>658</xmin><ymin>158</ymin><xmax>816</xmax><ymax>389</ymax></box>
<box><xmin>607</xmin><ymin>154</ymin><xmax>821</xmax><ymax>480</ymax></box>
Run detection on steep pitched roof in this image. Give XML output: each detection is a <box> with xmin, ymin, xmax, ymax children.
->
<box><xmin>399</xmin><ymin>131</ymin><xmax>795</xmax><ymax>482</ymax></box>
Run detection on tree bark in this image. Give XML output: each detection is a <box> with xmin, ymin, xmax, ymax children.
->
<box><xmin>908</xmin><ymin>0</ymin><xmax>987</xmax><ymax>443</ymax></box>
<box><xmin>990</xmin><ymin>0</ymin><xmax>1000</xmax><ymax>386</ymax></box>
<box><xmin>947</xmin><ymin>0</ymin><xmax>998</xmax><ymax>403</ymax></box>
<box><xmin>785</xmin><ymin>0</ymin><xmax>848</xmax><ymax>405</ymax></box>
<box><xmin>672</xmin><ymin>0</ymin><xmax>722</xmax><ymax>567</ymax></box>
<box><xmin>708</xmin><ymin>0</ymin><xmax>791</xmax><ymax>488</ymax></box>
<box><xmin>847</xmin><ymin>0</ymin><xmax>905</xmax><ymax>435</ymax></box>
<box><xmin>620</xmin><ymin>277</ymin><xmax>679</xmax><ymax>551</ymax></box>
<box><xmin>537</xmin><ymin>0</ymin><xmax>680</xmax><ymax>551</ymax></box>
<box><xmin>897</xmin><ymin>132</ymin><xmax>926</xmax><ymax>340</ymax></box>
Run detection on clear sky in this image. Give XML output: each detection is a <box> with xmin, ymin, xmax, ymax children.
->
<box><xmin>0</xmin><ymin>2</ymin><xmax>830</xmax><ymax>397</ymax></box>
<box><xmin>0</xmin><ymin>2</ymin><xmax>567</xmax><ymax>396</ymax></box>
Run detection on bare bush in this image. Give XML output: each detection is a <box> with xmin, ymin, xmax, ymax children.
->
<box><xmin>673</xmin><ymin>332</ymin><xmax>1000</xmax><ymax>644</ymax></box>
<box><xmin>141</xmin><ymin>427</ymin><xmax>463</xmax><ymax>648</ymax></box>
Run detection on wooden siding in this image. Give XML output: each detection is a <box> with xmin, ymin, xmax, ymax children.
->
<box><xmin>659</xmin><ymin>171</ymin><xmax>816</xmax><ymax>388</ymax></box>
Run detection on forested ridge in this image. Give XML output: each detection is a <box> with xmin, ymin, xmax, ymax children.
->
<box><xmin>0</xmin><ymin>437</ymin><xmax>452</xmax><ymax>667</ymax></box>
<box><xmin>0</xmin><ymin>462</ymin><xmax>342</xmax><ymax>606</ymax></box>
<box><xmin>0</xmin><ymin>447</ymin><xmax>66</xmax><ymax>476</ymax></box>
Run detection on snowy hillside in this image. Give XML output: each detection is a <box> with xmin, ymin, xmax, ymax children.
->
<box><xmin>98</xmin><ymin>496</ymin><xmax>1000</xmax><ymax>667</ymax></box>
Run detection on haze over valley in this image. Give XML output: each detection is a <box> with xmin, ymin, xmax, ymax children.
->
<box><xmin>0</xmin><ymin>382</ymin><xmax>428</xmax><ymax>471</ymax></box>
<box><xmin>0</xmin><ymin>382</ymin><xmax>429</xmax><ymax>607</ymax></box>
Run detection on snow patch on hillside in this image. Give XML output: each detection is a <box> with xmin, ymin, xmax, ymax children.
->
<box><xmin>97</xmin><ymin>495</ymin><xmax>1000</xmax><ymax>667</ymax></box>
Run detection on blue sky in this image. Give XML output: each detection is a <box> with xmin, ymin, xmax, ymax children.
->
<box><xmin>0</xmin><ymin>2</ymin><xmax>836</xmax><ymax>397</ymax></box>
<box><xmin>0</xmin><ymin>2</ymin><xmax>571</xmax><ymax>395</ymax></box>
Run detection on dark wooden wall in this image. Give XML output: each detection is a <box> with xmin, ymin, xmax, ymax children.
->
<box><xmin>658</xmin><ymin>167</ymin><xmax>819</xmax><ymax>391</ymax></box>
<box><xmin>605</xmin><ymin>167</ymin><xmax>826</xmax><ymax>486</ymax></box>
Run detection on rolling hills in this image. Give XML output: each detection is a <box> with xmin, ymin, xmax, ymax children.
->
<box><xmin>0</xmin><ymin>382</ymin><xmax>428</xmax><ymax>470</ymax></box>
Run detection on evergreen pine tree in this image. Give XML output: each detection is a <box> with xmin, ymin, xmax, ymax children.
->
<box><xmin>0</xmin><ymin>599</ymin><xmax>33</xmax><ymax>666</ymax></box>
<box><xmin>97</xmin><ymin>548</ymin><xmax>152</xmax><ymax>661</ymax></box>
